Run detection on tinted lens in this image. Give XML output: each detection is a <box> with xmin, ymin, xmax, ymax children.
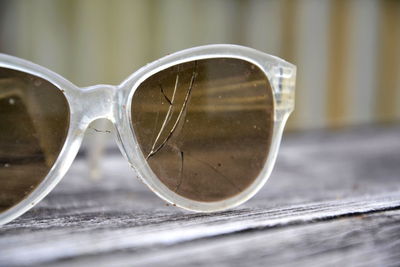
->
<box><xmin>131</xmin><ymin>58</ymin><xmax>274</xmax><ymax>202</ymax></box>
<box><xmin>0</xmin><ymin>68</ymin><xmax>70</xmax><ymax>212</ymax></box>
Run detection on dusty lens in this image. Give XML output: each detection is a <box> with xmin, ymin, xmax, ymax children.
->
<box><xmin>131</xmin><ymin>58</ymin><xmax>274</xmax><ymax>202</ymax></box>
<box><xmin>0</xmin><ymin>68</ymin><xmax>70</xmax><ymax>212</ymax></box>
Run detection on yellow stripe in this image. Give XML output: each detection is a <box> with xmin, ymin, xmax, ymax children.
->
<box><xmin>327</xmin><ymin>0</ymin><xmax>350</xmax><ymax>127</ymax></box>
<box><xmin>376</xmin><ymin>0</ymin><xmax>400</xmax><ymax>122</ymax></box>
<box><xmin>280</xmin><ymin>0</ymin><xmax>297</xmax><ymax>130</ymax></box>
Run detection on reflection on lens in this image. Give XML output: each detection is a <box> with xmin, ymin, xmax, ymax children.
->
<box><xmin>0</xmin><ymin>68</ymin><xmax>70</xmax><ymax>212</ymax></box>
<box><xmin>131</xmin><ymin>58</ymin><xmax>274</xmax><ymax>202</ymax></box>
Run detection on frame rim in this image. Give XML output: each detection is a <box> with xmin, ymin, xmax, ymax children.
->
<box><xmin>115</xmin><ymin>44</ymin><xmax>296</xmax><ymax>212</ymax></box>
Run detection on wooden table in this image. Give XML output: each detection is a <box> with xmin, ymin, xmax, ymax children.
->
<box><xmin>1</xmin><ymin>124</ymin><xmax>400</xmax><ymax>266</ymax></box>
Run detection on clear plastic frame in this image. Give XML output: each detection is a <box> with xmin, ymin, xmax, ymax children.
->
<box><xmin>0</xmin><ymin>44</ymin><xmax>296</xmax><ymax>225</ymax></box>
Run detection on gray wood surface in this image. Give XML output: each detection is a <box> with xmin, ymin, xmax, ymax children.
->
<box><xmin>0</xmin><ymin>124</ymin><xmax>399</xmax><ymax>267</ymax></box>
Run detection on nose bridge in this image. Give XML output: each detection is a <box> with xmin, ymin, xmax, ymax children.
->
<box><xmin>78</xmin><ymin>84</ymin><xmax>117</xmax><ymax>125</ymax></box>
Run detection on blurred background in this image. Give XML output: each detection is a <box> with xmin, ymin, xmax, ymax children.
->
<box><xmin>0</xmin><ymin>0</ymin><xmax>399</xmax><ymax>132</ymax></box>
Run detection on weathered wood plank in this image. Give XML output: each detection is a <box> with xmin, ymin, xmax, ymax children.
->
<box><xmin>55</xmin><ymin>209</ymin><xmax>400</xmax><ymax>267</ymax></box>
<box><xmin>0</xmin><ymin>124</ymin><xmax>399</xmax><ymax>266</ymax></box>
<box><xmin>1</xmin><ymin>193</ymin><xmax>400</xmax><ymax>266</ymax></box>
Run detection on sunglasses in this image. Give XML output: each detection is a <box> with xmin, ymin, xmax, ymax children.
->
<box><xmin>0</xmin><ymin>45</ymin><xmax>296</xmax><ymax>225</ymax></box>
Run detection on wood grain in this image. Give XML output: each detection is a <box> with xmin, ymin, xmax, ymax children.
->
<box><xmin>0</xmin><ymin>124</ymin><xmax>399</xmax><ymax>266</ymax></box>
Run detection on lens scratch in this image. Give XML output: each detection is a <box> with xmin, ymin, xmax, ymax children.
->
<box><xmin>174</xmin><ymin>150</ymin><xmax>184</xmax><ymax>193</ymax></box>
<box><xmin>147</xmin><ymin>62</ymin><xmax>197</xmax><ymax>160</ymax></box>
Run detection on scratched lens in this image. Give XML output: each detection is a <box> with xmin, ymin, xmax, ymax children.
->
<box><xmin>131</xmin><ymin>58</ymin><xmax>274</xmax><ymax>202</ymax></box>
<box><xmin>0</xmin><ymin>68</ymin><xmax>69</xmax><ymax>212</ymax></box>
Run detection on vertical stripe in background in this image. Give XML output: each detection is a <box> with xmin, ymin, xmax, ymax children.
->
<box><xmin>154</xmin><ymin>0</ymin><xmax>198</xmax><ymax>57</ymax></box>
<box><xmin>291</xmin><ymin>0</ymin><xmax>330</xmax><ymax>129</ymax></box>
<box><xmin>397</xmin><ymin>10</ymin><xmax>400</xmax><ymax>119</ymax></box>
<box><xmin>279</xmin><ymin>0</ymin><xmax>297</xmax><ymax>129</ymax></box>
<box><xmin>12</xmin><ymin>1</ymin><xmax>73</xmax><ymax>82</ymax></box>
<box><xmin>112</xmin><ymin>0</ymin><xmax>153</xmax><ymax>80</ymax></box>
<box><xmin>280</xmin><ymin>0</ymin><xmax>296</xmax><ymax>62</ymax></box>
<box><xmin>327</xmin><ymin>0</ymin><xmax>350</xmax><ymax>127</ymax></box>
<box><xmin>377</xmin><ymin>0</ymin><xmax>400</xmax><ymax>123</ymax></box>
<box><xmin>0</xmin><ymin>1</ymin><xmax>18</xmax><ymax>55</ymax></box>
<box><xmin>192</xmin><ymin>0</ymin><xmax>240</xmax><ymax>46</ymax></box>
<box><xmin>72</xmin><ymin>0</ymin><xmax>113</xmax><ymax>85</ymax></box>
<box><xmin>245</xmin><ymin>0</ymin><xmax>283</xmax><ymax>56</ymax></box>
<box><xmin>347</xmin><ymin>0</ymin><xmax>379</xmax><ymax>125</ymax></box>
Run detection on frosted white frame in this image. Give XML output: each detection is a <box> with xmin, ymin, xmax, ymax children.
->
<box><xmin>0</xmin><ymin>45</ymin><xmax>296</xmax><ymax>225</ymax></box>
